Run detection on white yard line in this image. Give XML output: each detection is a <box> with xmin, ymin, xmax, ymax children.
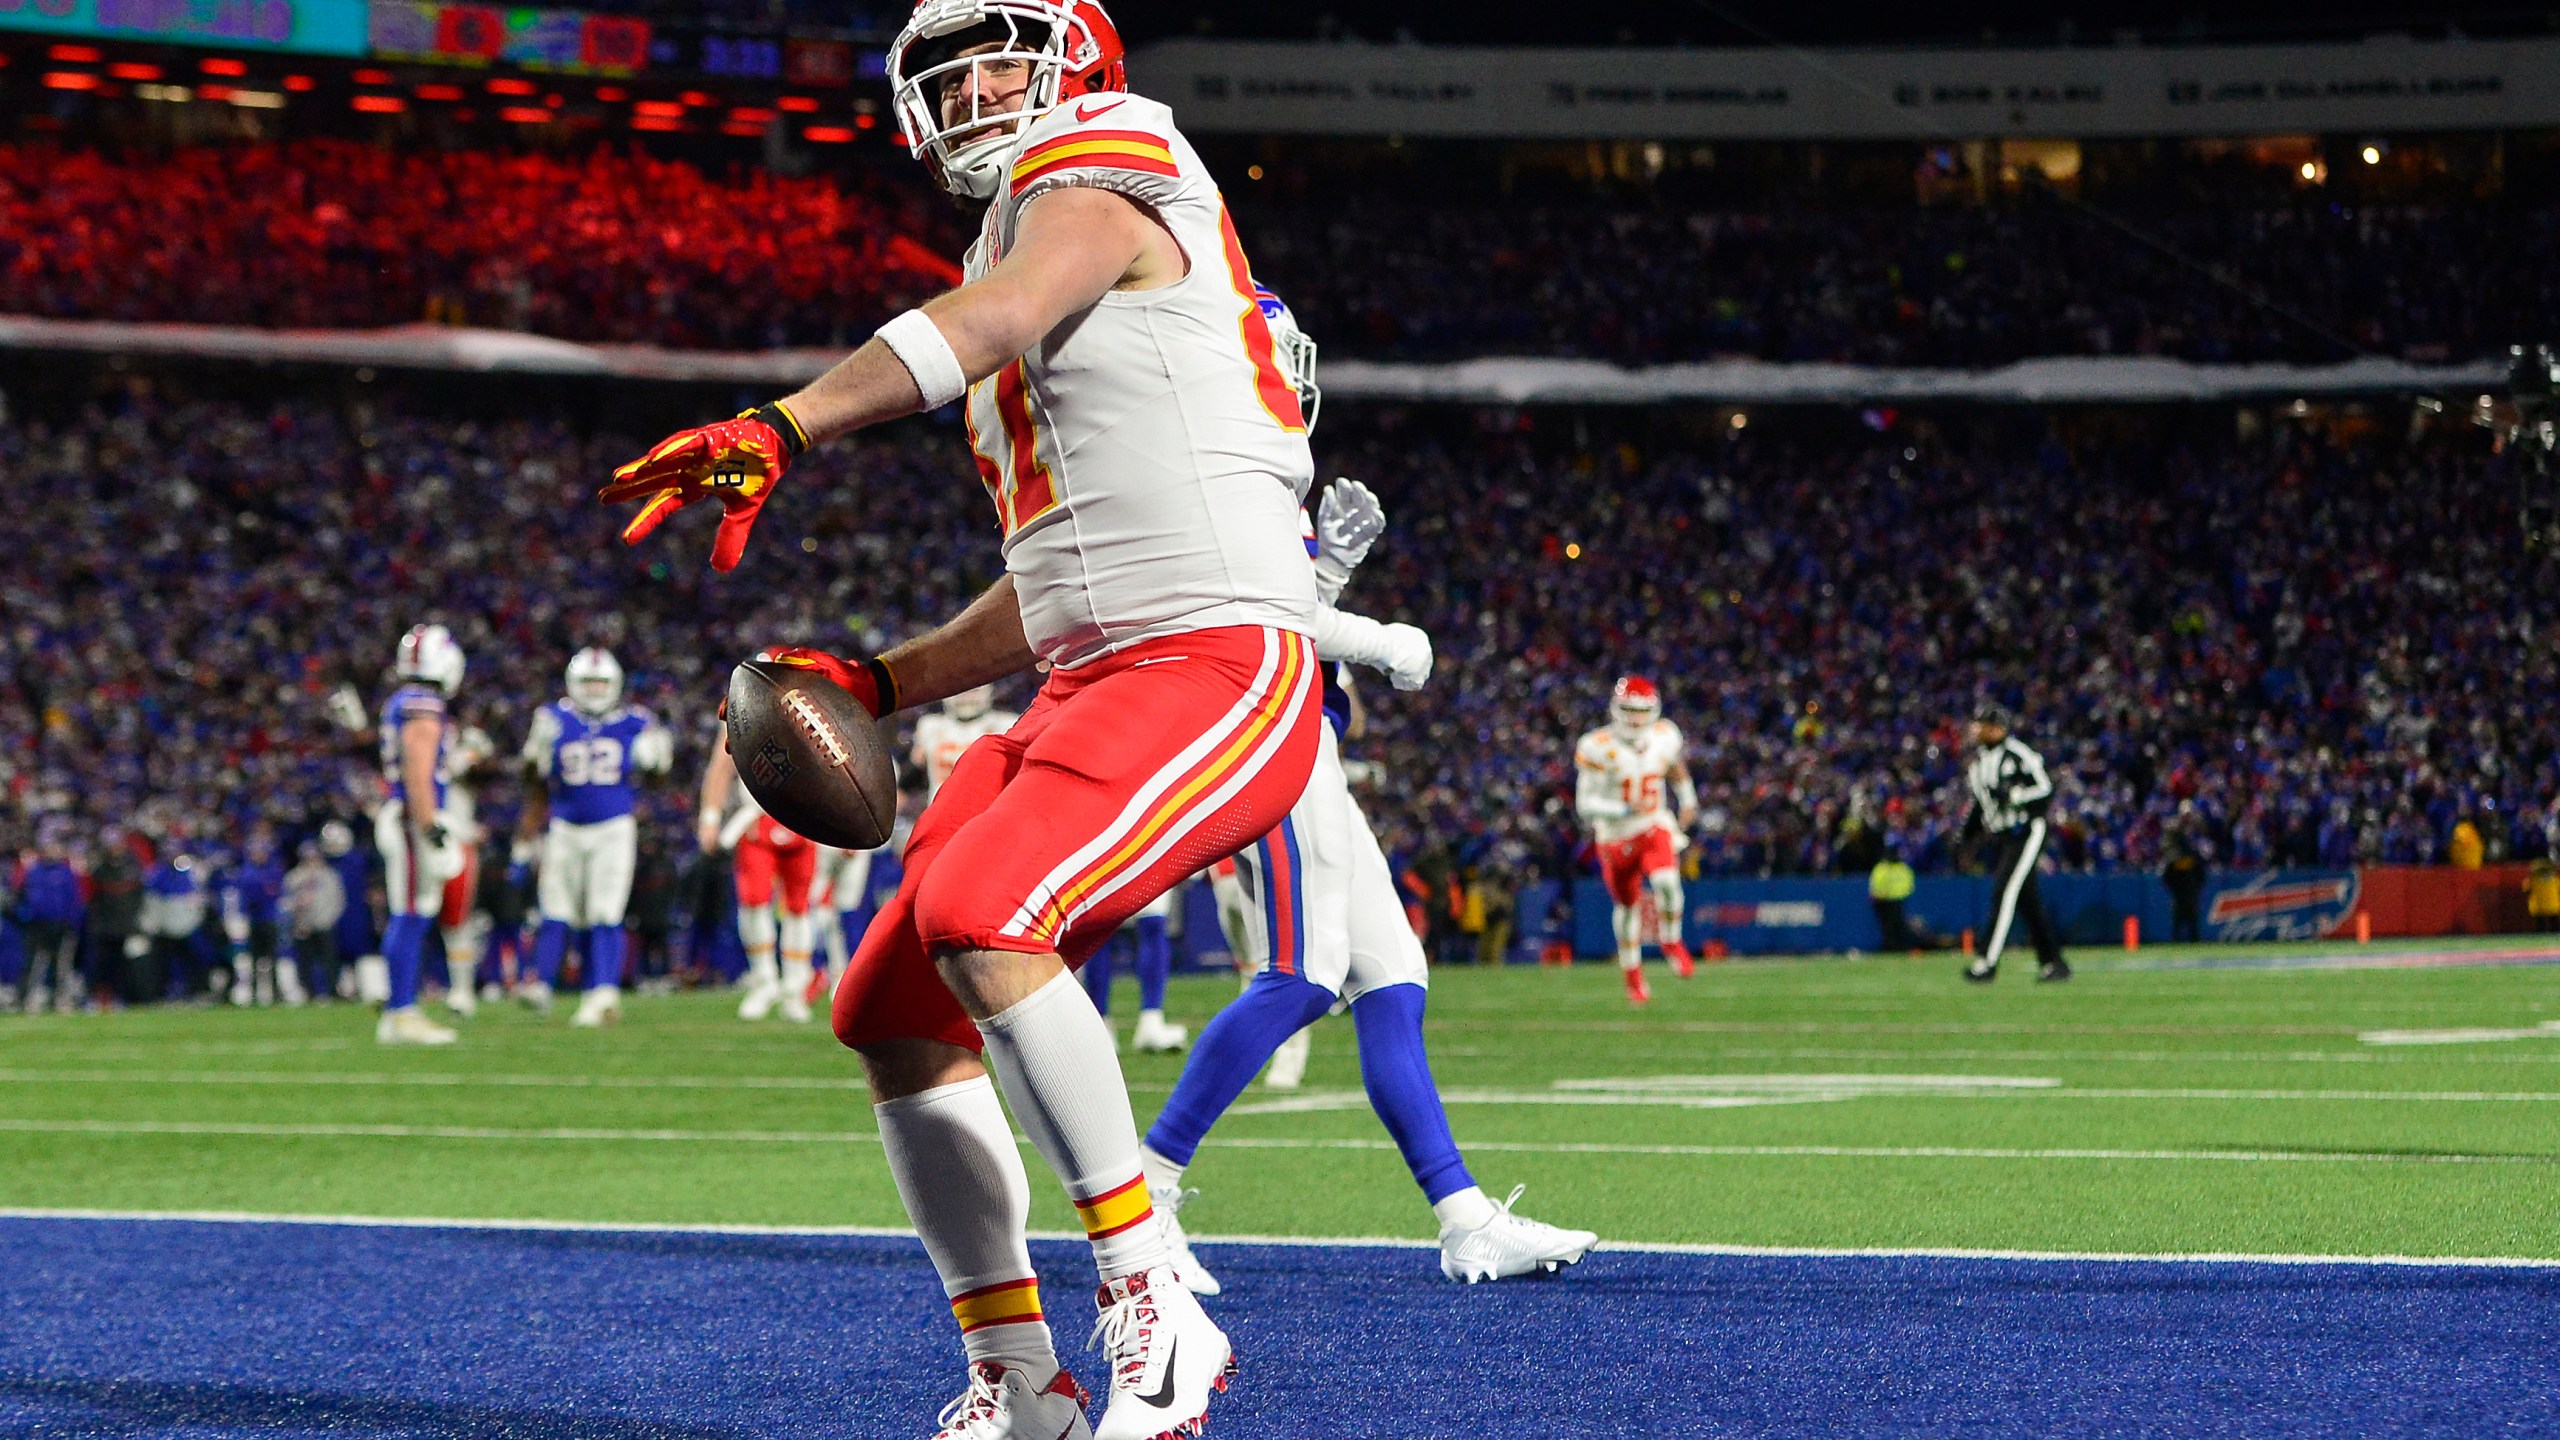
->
<box><xmin>3</xmin><ymin>1205</ymin><xmax>2555</xmax><ymax>1269</ymax></box>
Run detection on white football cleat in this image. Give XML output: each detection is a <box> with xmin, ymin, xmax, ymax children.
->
<box><xmin>736</xmin><ymin>977</ymin><xmax>781</xmax><ymax>1021</ymax></box>
<box><xmin>227</xmin><ymin>969</ymin><xmax>254</xmax><ymax>1007</ymax></box>
<box><xmin>376</xmin><ymin>1007</ymin><xmax>458</xmax><ymax>1046</ymax></box>
<box><xmin>444</xmin><ymin>978</ymin><xmax>478</xmax><ymax>1017</ymax></box>
<box><xmin>1089</xmin><ymin>1266</ymin><xmax>1235</xmax><ymax>1440</ymax></box>
<box><xmin>1130</xmin><ymin>1011</ymin><xmax>1188</xmax><ymax>1054</ymax></box>
<box><xmin>570</xmin><ymin>986</ymin><xmax>622</xmax><ymax>1029</ymax></box>
<box><xmin>517</xmin><ymin>979</ymin><xmax>554</xmax><ymax>1015</ymax></box>
<box><xmin>1438</xmin><ymin>1186</ymin><xmax>1597</xmax><ymax>1284</ymax></box>
<box><xmin>1152</xmin><ymin>1186</ymin><xmax>1220</xmax><ymax>1297</ymax></box>
<box><xmin>932</xmin><ymin>1360</ymin><xmax>1093</xmax><ymax>1440</ymax></box>
<box><xmin>276</xmin><ymin>965</ymin><xmax>309</xmax><ymax>1007</ymax></box>
<box><xmin>1263</xmin><ymin>1028</ymin><xmax>1311</xmax><ymax>1089</ymax></box>
<box><xmin>777</xmin><ymin>990</ymin><xmax>813</xmax><ymax>1024</ymax></box>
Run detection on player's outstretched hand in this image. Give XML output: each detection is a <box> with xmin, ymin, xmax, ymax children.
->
<box><xmin>1316</xmin><ymin>477</ymin><xmax>1386</xmax><ymax>576</ymax></box>
<box><xmin>598</xmin><ymin>404</ymin><xmax>808</xmax><ymax>572</ymax></box>
<box><xmin>754</xmin><ymin>646</ymin><xmax>892</xmax><ymax>719</ymax></box>
<box><xmin>1378</xmin><ymin>622</ymin><xmax>1434</xmax><ymax>691</ymax></box>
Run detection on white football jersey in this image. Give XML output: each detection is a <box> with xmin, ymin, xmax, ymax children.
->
<box><xmin>962</xmin><ymin>92</ymin><xmax>1317</xmax><ymax>669</ymax></box>
<box><xmin>912</xmin><ymin>708</ymin><xmax>1019</xmax><ymax>801</ymax></box>
<box><xmin>1575</xmin><ymin>721</ymin><xmax>1686</xmax><ymax>844</ymax></box>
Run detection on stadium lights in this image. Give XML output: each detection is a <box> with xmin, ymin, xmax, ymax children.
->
<box><xmin>415</xmin><ymin>84</ymin><xmax>463</xmax><ymax>101</ymax></box>
<box><xmin>48</xmin><ymin>44</ymin><xmax>103</xmax><ymax>63</ymax></box>
<box><xmin>2361</xmin><ymin>144</ymin><xmax>2383</xmax><ymax>165</ymax></box>
<box><xmin>486</xmin><ymin>77</ymin><xmax>536</xmax><ymax>96</ymax></box>
<box><xmin>352</xmin><ymin>94</ymin><xmax>406</xmax><ymax>113</ymax></box>
<box><xmin>1565</xmin><ymin>542</ymin><xmax>1583</xmax><ymax>560</ymax></box>
<box><xmin>778</xmin><ymin>96</ymin><xmax>819</xmax><ymax>112</ymax></box>
<box><xmin>632</xmin><ymin>114</ymin><xmax>684</xmax><ymax>131</ymax></box>
<box><xmin>353</xmin><ymin>68</ymin><xmax>393</xmax><ymax>85</ymax></box>
<box><xmin>595</xmin><ymin>85</ymin><xmax>627</xmax><ymax>102</ymax></box>
<box><xmin>229</xmin><ymin>90</ymin><xmax>284</xmax><ymax>109</ymax></box>
<box><xmin>42</xmin><ymin>71</ymin><xmax>99</xmax><ymax>91</ymax></box>
<box><xmin>107</xmin><ymin>62</ymin><xmax>160</xmax><ymax>81</ymax></box>
<box><xmin>283</xmin><ymin>75</ymin><xmax>315</xmax><ymax>92</ymax></box>
<box><xmin>199</xmin><ymin>57</ymin><xmax>248</xmax><ymax>77</ymax></box>
<box><xmin>499</xmin><ymin>106</ymin><xmax>551</xmax><ymax>124</ymax></box>
<box><xmin>134</xmin><ymin>83</ymin><xmax>191</xmax><ymax>102</ymax></box>
<box><xmin>634</xmin><ymin>100</ymin><xmax>683</xmax><ymax>118</ymax></box>
<box><xmin>805</xmin><ymin>125</ymin><xmax>855</xmax><ymax>143</ymax></box>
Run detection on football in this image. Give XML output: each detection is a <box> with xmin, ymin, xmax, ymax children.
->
<box><xmin>723</xmin><ymin>658</ymin><xmax>898</xmax><ymax>850</ymax></box>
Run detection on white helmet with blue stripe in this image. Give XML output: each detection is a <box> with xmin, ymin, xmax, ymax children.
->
<box><xmin>565</xmin><ymin>647</ymin><xmax>625</xmax><ymax>717</ymax></box>
<box><xmin>395</xmin><ymin>624</ymin><xmax>465</xmax><ymax>695</ymax></box>
<box><xmin>1254</xmin><ymin>282</ymin><xmax>1320</xmax><ymax>436</ymax></box>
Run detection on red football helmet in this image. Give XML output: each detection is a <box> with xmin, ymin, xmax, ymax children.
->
<box><xmin>1610</xmin><ymin>675</ymin><xmax>1660</xmax><ymax>737</ymax></box>
<box><xmin>889</xmin><ymin>0</ymin><xmax>1127</xmax><ymax>199</ymax></box>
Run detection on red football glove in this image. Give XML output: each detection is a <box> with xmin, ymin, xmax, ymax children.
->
<box><xmin>598</xmin><ymin>403</ymin><xmax>809</xmax><ymax>573</ymax></box>
<box><xmin>756</xmin><ymin>646</ymin><xmax>899</xmax><ymax>718</ymax></box>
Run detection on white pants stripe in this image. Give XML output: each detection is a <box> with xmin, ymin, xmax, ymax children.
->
<box><xmin>1983</xmin><ymin>817</ymin><xmax>2047</xmax><ymax>968</ymax></box>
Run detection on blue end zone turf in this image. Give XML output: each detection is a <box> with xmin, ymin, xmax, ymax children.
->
<box><xmin>1</xmin><ymin>1216</ymin><xmax>2554</xmax><ymax>1437</ymax></box>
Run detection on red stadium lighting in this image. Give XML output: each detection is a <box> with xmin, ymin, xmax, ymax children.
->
<box><xmin>679</xmin><ymin>90</ymin><xmax>712</xmax><ymax>107</ymax></box>
<box><xmin>352</xmin><ymin>94</ymin><xmax>406</xmax><ymax>113</ymax></box>
<box><xmin>486</xmin><ymin>76</ymin><xmax>536</xmax><ymax>95</ymax></box>
<box><xmin>498</xmin><ymin>106</ymin><xmax>551</xmax><ymax>123</ymax></box>
<box><xmin>631</xmin><ymin>114</ymin><xmax>683</xmax><ymax>131</ymax></box>
<box><xmin>633</xmin><ymin>100</ymin><xmax>683</xmax><ymax>118</ymax></box>
<box><xmin>42</xmin><ymin>71</ymin><xmax>99</xmax><ymax>91</ymax></box>
<box><xmin>804</xmin><ymin>125</ymin><xmax>854</xmax><ymax>143</ymax></box>
<box><xmin>545</xmin><ymin>93</ymin><xmax>564</xmax><ymax>108</ymax></box>
<box><xmin>49</xmin><ymin>44</ymin><xmax>103</xmax><ymax>63</ymax></box>
<box><xmin>415</xmin><ymin>83</ymin><xmax>463</xmax><ymax>101</ymax></box>
<box><xmin>854</xmin><ymin>113</ymin><xmax>879</xmax><ymax>130</ymax></box>
<box><xmin>353</xmin><ymin>68</ymin><xmax>393</xmax><ymax>85</ymax></box>
<box><xmin>729</xmin><ymin>106</ymin><xmax>774</xmax><ymax>124</ymax></box>
<box><xmin>722</xmin><ymin>122</ymin><xmax>767</xmax><ymax>137</ymax></box>
<box><xmin>283</xmin><ymin>74</ymin><xmax>316</xmax><ymax>92</ymax></box>
<box><xmin>195</xmin><ymin>84</ymin><xmax>233</xmax><ymax>100</ymax></box>
<box><xmin>198</xmin><ymin>56</ymin><xmax>249</xmax><ymax>76</ymax></box>
<box><xmin>108</xmin><ymin>62</ymin><xmax>161</xmax><ymax>81</ymax></box>
<box><xmin>594</xmin><ymin>85</ymin><xmax>627</xmax><ymax>102</ymax></box>
<box><xmin>778</xmin><ymin>95</ymin><xmax>819</xmax><ymax>113</ymax></box>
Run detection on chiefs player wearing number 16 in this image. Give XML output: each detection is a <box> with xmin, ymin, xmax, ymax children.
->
<box><xmin>595</xmin><ymin>1</ymin><xmax>1324</xmax><ymax>1435</ymax></box>
<box><xmin>1574</xmin><ymin>676</ymin><xmax>1701</xmax><ymax>1003</ymax></box>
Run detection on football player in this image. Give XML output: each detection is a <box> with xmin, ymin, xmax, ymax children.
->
<box><xmin>1141</xmin><ymin>294</ymin><xmax>1596</xmax><ymax>1294</ymax></box>
<box><xmin>372</xmin><ymin>624</ymin><xmax>466</xmax><ymax>1045</ymax></box>
<box><xmin>519</xmin><ymin>648</ymin><xmax>675</xmax><ymax>1027</ymax></box>
<box><xmin>912</xmin><ymin>685</ymin><xmax>1018</xmax><ymax>803</ymax></box>
<box><xmin>436</xmin><ymin>722</ymin><xmax>500</xmax><ymax>1017</ymax></box>
<box><xmin>699</xmin><ymin>738</ymin><xmax>822</xmax><ymax>1024</ymax></box>
<box><xmin>598</xmin><ymin>2</ymin><xmax>1322</xmax><ymax>1432</ymax></box>
<box><xmin>1575</xmin><ymin>676</ymin><xmax>1700</xmax><ymax>1004</ymax></box>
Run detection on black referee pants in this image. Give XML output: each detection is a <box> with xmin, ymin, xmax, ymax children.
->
<box><xmin>1984</xmin><ymin>819</ymin><xmax>2063</xmax><ymax>969</ymax></box>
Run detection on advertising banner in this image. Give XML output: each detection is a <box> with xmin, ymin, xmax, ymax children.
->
<box><xmin>0</xmin><ymin>0</ymin><xmax>368</xmax><ymax>54</ymax></box>
<box><xmin>1130</xmin><ymin>34</ymin><xmax>2560</xmax><ymax>141</ymax></box>
<box><xmin>366</xmin><ymin>1</ymin><xmax>646</xmax><ymax>73</ymax></box>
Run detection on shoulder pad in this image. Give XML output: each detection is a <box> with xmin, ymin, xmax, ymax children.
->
<box><xmin>1007</xmin><ymin>93</ymin><xmax>1183</xmax><ymax>203</ymax></box>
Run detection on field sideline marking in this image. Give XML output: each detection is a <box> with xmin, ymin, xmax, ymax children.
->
<box><xmin>3</xmin><ymin>1205</ymin><xmax>2555</xmax><ymax>1270</ymax></box>
<box><xmin>0</xmin><ymin>1117</ymin><xmax>2550</xmax><ymax>1167</ymax></box>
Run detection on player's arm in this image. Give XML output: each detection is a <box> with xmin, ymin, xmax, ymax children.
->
<box><xmin>764</xmin><ymin>577</ymin><xmax>1034</xmax><ymax>725</ymax></box>
<box><xmin>599</xmin><ymin>188</ymin><xmax>1174</xmax><ymax>571</ymax></box>
<box><xmin>1669</xmin><ymin>755</ymin><xmax>1700</xmax><ymax>831</ymax></box>
<box><xmin>399</xmin><ymin>716</ymin><xmax>442</xmax><ymax>837</ymax></box>
<box><xmin>1574</xmin><ymin>749</ymin><xmax>1628</xmax><ymax>828</ymax></box>
<box><xmin>2005</xmin><ymin>747</ymin><xmax>2055</xmax><ymax>812</ymax></box>
<box><xmin>1312</xmin><ymin>604</ymin><xmax>1432</xmax><ymax>691</ymax></box>
<box><xmin>516</xmin><ymin>708</ymin><xmax>557</xmax><ymax>840</ymax></box>
<box><xmin>698</xmin><ymin>743</ymin><xmax>737</xmax><ymax>854</ymax></box>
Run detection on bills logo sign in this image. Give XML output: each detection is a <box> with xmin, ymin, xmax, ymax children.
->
<box><xmin>2205</xmin><ymin>871</ymin><xmax>2359</xmax><ymax>942</ymax></box>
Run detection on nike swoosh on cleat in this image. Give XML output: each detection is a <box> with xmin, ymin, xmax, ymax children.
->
<box><xmin>1135</xmin><ymin>1338</ymin><xmax>1179</xmax><ymax>1407</ymax></box>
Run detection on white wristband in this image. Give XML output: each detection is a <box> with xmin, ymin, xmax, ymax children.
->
<box><xmin>876</xmin><ymin>309</ymin><xmax>968</xmax><ymax>410</ymax></box>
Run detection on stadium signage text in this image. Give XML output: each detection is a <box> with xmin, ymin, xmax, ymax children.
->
<box><xmin>1132</xmin><ymin>35</ymin><xmax>2560</xmax><ymax>140</ymax></box>
<box><xmin>0</xmin><ymin>0</ymin><xmax>367</xmax><ymax>53</ymax></box>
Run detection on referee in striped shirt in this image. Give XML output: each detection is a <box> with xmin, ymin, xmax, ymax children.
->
<box><xmin>1960</xmin><ymin>704</ymin><xmax>2070</xmax><ymax>983</ymax></box>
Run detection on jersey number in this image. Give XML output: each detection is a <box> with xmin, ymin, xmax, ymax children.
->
<box><xmin>1215</xmin><ymin>205</ymin><xmax>1306</xmax><ymax>433</ymax></box>
<box><xmin>1623</xmin><ymin>776</ymin><xmax>1664</xmax><ymax>812</ymax></box>
<box><xmin>967</xmin><ymin>359</ymin><xmax>1061</xmax><ymax>539</ymax></box>
<box><xmin>558</xmin><ymin>738</ymin><xmax>625</xmax><ymax>788</ymax></box>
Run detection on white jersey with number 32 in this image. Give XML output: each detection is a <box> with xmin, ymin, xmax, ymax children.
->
<box><xmin>962</xmin><ymin>92</ymin><xmax>1317</xmax><ymax>669</ymax></box>
<box><xmin>911</xmin><ymin>709</ymin><xmax>1020</xmax><ymax>801</ymax></box>
<box><xmin>1575</xmin><ymin>721</ymin><xmax>1686</xmax><ymax>844</ymax></box>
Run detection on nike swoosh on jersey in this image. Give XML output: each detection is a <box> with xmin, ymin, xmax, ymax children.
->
<box><xmin>1075</xmin><ymin>97</ymin><xmax>1125</xmax><ymax>122</ymax></box>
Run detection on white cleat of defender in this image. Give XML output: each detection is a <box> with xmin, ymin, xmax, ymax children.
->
<box><xmin>1090</xmin><ymin>1266</ymin><xmax>1236</xmax><ymax>1440</ymax></box>
<box><xmin>1130</xmin><ymin>1011</ymin><xmax>1189</xmax><ymax>1054</ymax></box>
<box><xmin>569</xmin><ymin>986</ymin><xmax>621</xmax><ymax>1029</ymax></box>
<box><xmin>1438</xmin><ymin>1185</ymin><xmax>1598</xmax><ymax>1284</ymax></box>
<box><xmin>931</xmin><ymin>1360</ymin><xmax>1094</xmax><ymax>1440</ymax></box>
<box><xmin>1151</xmin><ymin>1186</ymin><xmax>1221</xmax><ymax>1297</ymax></box>
<box><xmin>376</xmin><ymin>1007</ymin><xmax>458</xmax><ymax>1046</ymax></box>
<box><xmin>1261</xmin><ymin>1029</ymin><xmax>1311</xmax><ymax>1090</ymax></box>
<box><xmin>517</xmin><ymin>979</ymin><xmax>555</xmax><ymax>1016</ymax></box>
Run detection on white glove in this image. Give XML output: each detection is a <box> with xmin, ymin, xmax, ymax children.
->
<box><xmin>1312</xmin><ymin>606</ymin><xmax>1434</xmax><ymax>692</ymax></box>
<box><xmin>1312</xmin><ymin>478</ymin><xmax>1385</xmax><ymax>602</ymax></box>
<box><xmin>416</xmin><ymin>822</ymin><xmax>465</xmax><ymax>885</ymax></box>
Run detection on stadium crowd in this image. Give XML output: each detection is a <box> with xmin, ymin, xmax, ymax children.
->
<box><xmin>5</xmin><ymin>382</ymin><xmax>2555</xmax><ymax>1002</ymax></box>
<box><xmin>0</xmin><ymin>140</ymin><xmax>963</xmax><ymax>349</ymax></box>
<box><xmin>3</xmin><ymin>138</ymin><xmax>2551</xmax><ymax>365</ymax></box>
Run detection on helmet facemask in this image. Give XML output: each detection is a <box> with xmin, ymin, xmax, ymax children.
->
<box><xmin>566</xmin><ymin>648</ymin><xmax>625</xmax><ymax>717</ymax></box>
<box><xmin>891</xmin><ymin>1</ymin><xmax>1105</xmax><ymax>199</ymax></box>
<box><xmin>1258</xmin><ymin>289</ymin><xmax>1321</xmax><ymax>436</ymax></box>
<box><xmin>947</xmin><ymin>685</ymin><xmax>995</xmax><ymax>722</ymax></box>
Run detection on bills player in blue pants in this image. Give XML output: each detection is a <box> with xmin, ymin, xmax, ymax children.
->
<box><xmin>517</xmin><ymin>648</ymin><xmax>673</xmax><ymax>1027</ymax></box>
<box><xmin>1140</xmin><ymin>296</ymin><xmax>1597</xmax><ymax>1288</ymax></box>
<box><xmin>373</xmin><ymin>624</ymin><xmax>468</xmax><ymax>1045</ymax></box>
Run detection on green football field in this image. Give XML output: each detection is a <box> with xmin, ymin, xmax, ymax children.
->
<box><xmin>4</xmin><ymin>939</ymin><xmax>2556</xmax><ymax>1259</ymax></box>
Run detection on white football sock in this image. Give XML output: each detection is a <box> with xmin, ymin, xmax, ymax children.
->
<box><xmin>1613</xmin><ymin>905</ymin><xmax>1643</xmax><ymax>970</ymax></box>
<box><xmin>976</xmin><ymin>969</ymin><xmax>1167</xmax><ymax>1281</ymax></box>
<box><xmin>876</xmin><ymin>1077</ymin><xmax>1058</xmax><ymax>1374</ymax></box>
<box><xmin>738</xmin><ymin>907</ymin><xmax>778</xmax><ymax>984</ymax></box>
<box><xmin>1431</xmin><ymin>1185</ymin><xmax>1499</xmax><ymax>1232</ymax></box>
<box><xmin>1139</xmin><ymin>1144</ymin><xmax>1186</xmax><ymax>1193</ymax></box>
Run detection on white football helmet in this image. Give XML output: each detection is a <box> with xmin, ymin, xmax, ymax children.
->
<box><xmin>565</xmin><ymin>647</ymin><xmax>625</xmax><ymax>717</ymax></box>
<box><xmin>395</xmin><ymin>624</ymin><xmax>466</xmax><ymax>694</ymax></box>
<box><xmin>947</xmin><ymin>684</ymin><xmax>995</xmax><ymax>722</ymax></box>
<box><xmin>1256</xmin><ymin>283</ymin><xmax>1320</xmax><ymax>435</ymax></box>
<box><xmin>888</xmin><ymin>0</ymin><xmax>1127</xmax><ymax>199</ymax></box>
